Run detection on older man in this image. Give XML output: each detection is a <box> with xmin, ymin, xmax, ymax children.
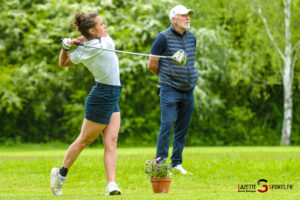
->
<box><xmin>147</xmin><ymin>5</ymin><xmax>198</xmax><ymax>174</ymax></box>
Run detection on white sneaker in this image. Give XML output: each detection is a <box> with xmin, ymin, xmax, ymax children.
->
<box><xmin>50</xmin><ymin>168</ymin><xmax>64</xmax><ymax>195</ymax></box>
<box><xmin>172</xmin><ymin>164</ymin><xmax>187</xmax><ymax>174</ymax></box>
<box><xmin>106</xmin><ymin>182</ymin><xmax>121</xmax><ymax>195</ymax></box>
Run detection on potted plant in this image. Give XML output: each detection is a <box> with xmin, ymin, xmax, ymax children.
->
<box><xmin>145</xmin><ymin>157</ymin><xmax>172</xmax><ymax>193</ymax></box>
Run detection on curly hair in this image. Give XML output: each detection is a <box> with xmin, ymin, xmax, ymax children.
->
<box><xmin>73</xmin><ymin>12</ymin><xmax>98</xmax><ymax>39</ymax></box>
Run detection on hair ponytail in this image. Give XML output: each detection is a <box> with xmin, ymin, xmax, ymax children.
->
<box><xmin>74</xmin><ymin>12</ymin><xmax>85</xmax><ymax>27</ymax></box>
<box><xmin>73</xmin><ymin>12</ymin><xmax>99</xmax><ymax>39</ymax></box>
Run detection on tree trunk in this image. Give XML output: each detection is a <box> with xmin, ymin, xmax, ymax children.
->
<box><xmin>281</xmin><ymin>0</ymin><xmax>293</xmax><ymax>146</ymax></box>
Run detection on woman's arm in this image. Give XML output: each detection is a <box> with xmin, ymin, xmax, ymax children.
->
<box><xmin>59</xmin><ymin>49</ymin><xmax>74</xmax><ymax>67</ymax></box>
<box><xmin>59</xmin><ymin>35</ymin><xmax>87</xmax><ymax>67</ymax></box>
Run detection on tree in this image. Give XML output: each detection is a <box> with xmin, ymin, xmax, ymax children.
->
<box><xmin>258</xmin><ymin>0</ymin><xmax>296</xmax><ymax>145</ymax></box>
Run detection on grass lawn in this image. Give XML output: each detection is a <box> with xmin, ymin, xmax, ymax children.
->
<box><xmin>0</xmin><ymin>145</ymin><xmax>299</xmax><ymax>199</ymax></box>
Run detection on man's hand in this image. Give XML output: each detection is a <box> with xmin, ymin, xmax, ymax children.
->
<box><xmin>157</xmin><ymin>85</ymin><xmax>160</xmax><ymax>96</ymax></box>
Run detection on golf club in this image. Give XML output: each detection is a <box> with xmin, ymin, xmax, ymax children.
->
<box><xmin>73</xmin><ymin>42</ymin><xmax>187</xmax><ymax>66</ymax></box>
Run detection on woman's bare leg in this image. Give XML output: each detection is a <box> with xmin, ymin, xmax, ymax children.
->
<box><xmin>62</xmin><ymin>119</ymin><xmax>106</xmax><ymax>169</ymax></box>
<box><xmin>102</xmin><ymin>112</ymin><xmax>120</xmax><ymax>183</ymax></box>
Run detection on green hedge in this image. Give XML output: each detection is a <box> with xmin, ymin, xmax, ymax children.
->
<box><xmin>0</xmin><ymin>0</ymin><xmax>299</xmax><ymax>145</ymax></box>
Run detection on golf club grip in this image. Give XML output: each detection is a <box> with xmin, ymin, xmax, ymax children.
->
<box><xmin>60</xmin><ymin>38</ymin><xmax>83</xmax><ymax>46</ymax></box>
<box><xmin>75</xmin><ymin>42</ymin><xmax>83</xmax><ymax>46</ymax></box>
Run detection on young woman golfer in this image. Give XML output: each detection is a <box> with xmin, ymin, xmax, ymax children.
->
<box><xmin>50</xmin><ymin>12</ymin><xmax>122</xmax><ymax>196</ymax></box>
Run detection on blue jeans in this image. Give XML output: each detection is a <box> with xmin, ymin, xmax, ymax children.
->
<box><xmin>156</xmin><ymin>84</ymin><xmax>194</xmax><ymax>167</ymax></box>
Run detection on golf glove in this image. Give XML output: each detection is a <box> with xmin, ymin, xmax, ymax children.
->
<box><xmin>62</xmin><ymin>38</ymin><xmax>71</xmax><ymax>51</ymax></box>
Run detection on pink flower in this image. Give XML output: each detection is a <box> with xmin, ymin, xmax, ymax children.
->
<box><xmin>145</xmin><ymin>160</ymin><xmax>150</xmax><ymax>166</ymax></box>
<box><xmin>155</xmin><ymin>157</ymin><xmax>161</xmax><ymax>164</ymax></box>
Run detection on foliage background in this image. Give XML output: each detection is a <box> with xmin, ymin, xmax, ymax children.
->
<box><xmin>0</xmin><ymin>0</ymin><xmax>299</xmax><ymax>145</ymax></box>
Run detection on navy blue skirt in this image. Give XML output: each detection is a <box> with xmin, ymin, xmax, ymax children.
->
<box><xmin>85</xmin><ymin>82</ymin><xmax>122</xmax><ymax>124</ymax></box>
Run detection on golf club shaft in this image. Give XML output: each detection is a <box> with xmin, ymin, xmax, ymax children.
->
<box><xmin>77</xmin><ymin>43</ymin><xmax>170</xmax><ymax>59</ymax></box>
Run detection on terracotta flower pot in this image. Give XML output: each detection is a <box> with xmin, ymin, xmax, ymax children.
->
<box><xmin>150</xmin><ymin>177</ymin><xmax>172</xmax><ymax>193</ymax></box>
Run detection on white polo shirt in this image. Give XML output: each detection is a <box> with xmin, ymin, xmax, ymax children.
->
<box><xmin>69</xmin><ymin>36</ymin><xmax>121</xmax><ymax>86</ymax></box>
